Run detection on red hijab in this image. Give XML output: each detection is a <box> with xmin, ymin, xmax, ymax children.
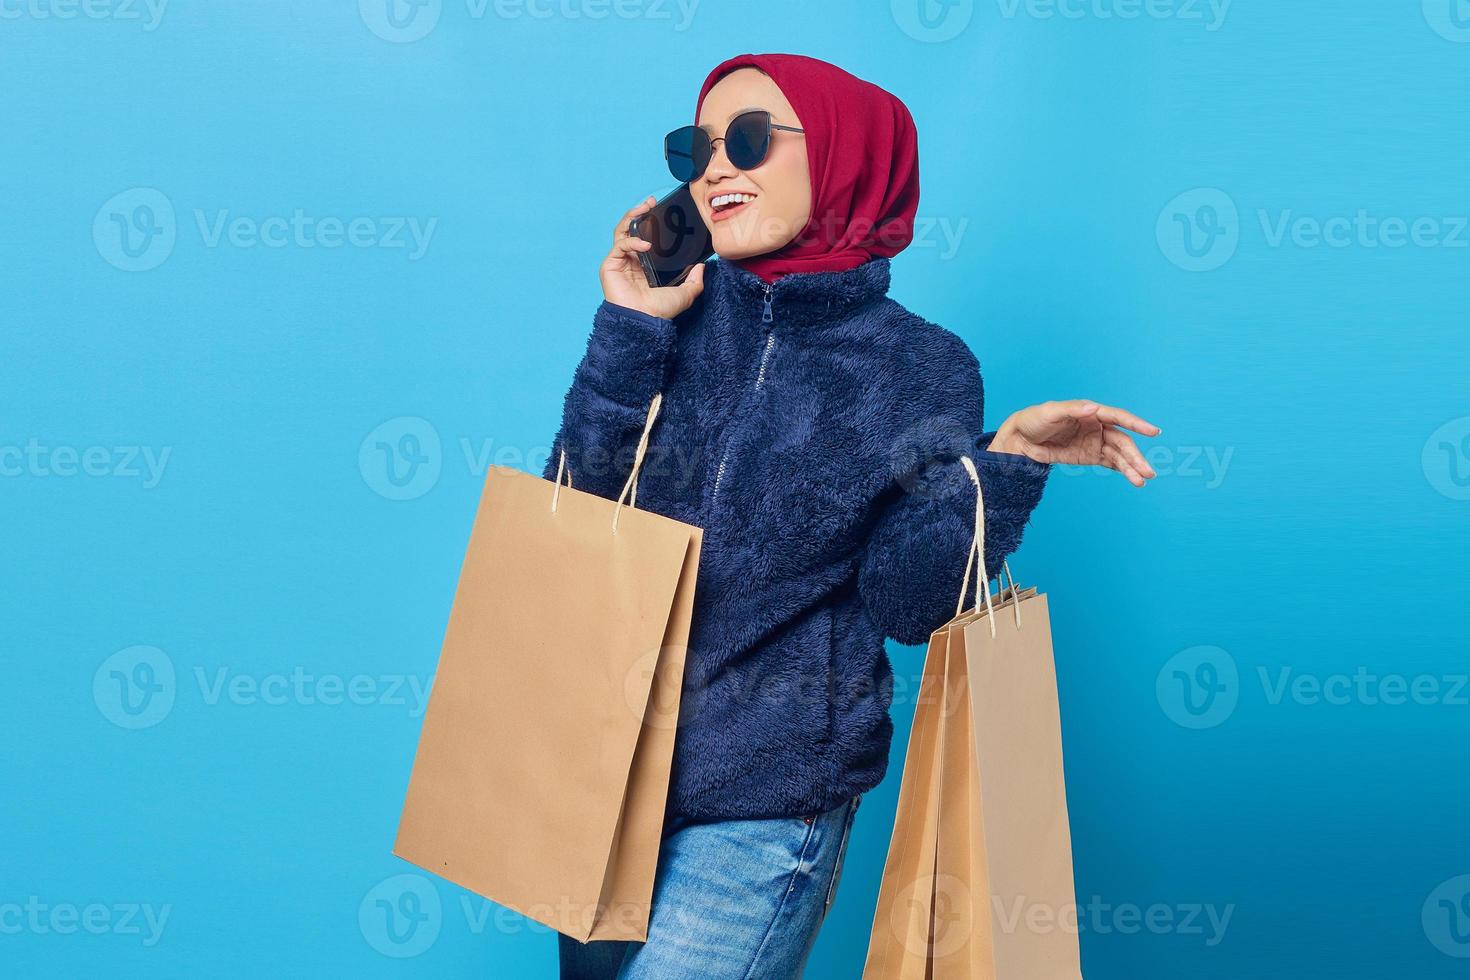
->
<box><xmin>694</xmin><ymin>53</ymin><xmax>921</xmax><ymax>283</ymax></box>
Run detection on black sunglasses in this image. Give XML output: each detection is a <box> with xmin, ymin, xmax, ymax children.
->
<box><xmin>663</xmin><ymin>110</ymin><xmax>805</xmax><ymax>183</ymax></box>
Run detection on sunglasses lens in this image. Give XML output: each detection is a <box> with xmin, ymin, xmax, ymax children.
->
<box><xmin>726</xmin><ymin>112</ymin><xmax>771</xmax><ymax>170</ymax></box>
<box><xmin>664</xmin><ymin>126</ymin><xmax>707</xmax><ymax>182</ymax></box>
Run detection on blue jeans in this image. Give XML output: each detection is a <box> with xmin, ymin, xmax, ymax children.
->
<box><xmin>558</xmin><ymin>794</ymin><xmax>861</xmax><ymax>979</ymax></box>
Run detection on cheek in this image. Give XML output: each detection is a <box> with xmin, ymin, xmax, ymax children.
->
<box><xmin>751</xmin><ymin>154</ymin><xmax>811</xmax><ymax>232</ymax></box>
<box><xmin>788</xmin><ymin>165</ymin><xmax>813</xmax><ymax>222</ymax></box>
<box><xmin>775</xmin><ymin>154</ymin><xmax>812</xmax><ymax>225</ymax></box>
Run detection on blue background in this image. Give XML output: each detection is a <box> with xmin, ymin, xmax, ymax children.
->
<box><xmin>4</xmin><ymin>1</ymin><xmax>1466</xmax><ymax>976</ymax></box>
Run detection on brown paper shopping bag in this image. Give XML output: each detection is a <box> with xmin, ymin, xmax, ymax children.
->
<box><xmin>394</xmin><ymin>394</ymin><xmax>703</xmax><ymax>944</ymax></box>
<box><xmin>865</xmin><ymin>455</ymin><xmax>1082</xmax><ymax>979</ymax></box>
<box><xmin>864</xmin><ymin>614</ymin><xmax>949</xmax><ymax>980</ymax></box>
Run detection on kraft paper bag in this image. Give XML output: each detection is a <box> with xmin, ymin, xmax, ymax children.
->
<box><xmin>865</xmin><ymin>456</ymin><xmax>1082</xmax><ymax>979</ymax></box>
<box><xmin>864</xmin><ymin>618</ymin><xmax>949</xmax><ymax>980</ymax></box>
<box><xmin>394</xmin><ymin>394</ymin><xmax>703</xmax><ymax>943</ymax></box>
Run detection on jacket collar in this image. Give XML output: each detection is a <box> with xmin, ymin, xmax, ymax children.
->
<box><xmin>706</xmin><ymin>255</ymin><xmax>892</xmax><ymax>322</ymax></box>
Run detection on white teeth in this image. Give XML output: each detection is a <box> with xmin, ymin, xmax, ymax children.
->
<box><xmin>711</xmin><ymin>193</ymin><xmax>755</xmax><ymax>209</ymax></box>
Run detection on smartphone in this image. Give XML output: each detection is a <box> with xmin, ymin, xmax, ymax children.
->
<box><xmin>627</xmin><ymin>183</ymin><xmax>714</xmax><ymax>289</ymax></box>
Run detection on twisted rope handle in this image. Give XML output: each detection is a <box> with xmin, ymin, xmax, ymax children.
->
<box><xmin>549</xmin><ymin>449</ymin><xmax>573</xmax><ymax>513</ymax></box>
<box><xmin>956</xmin><ymin>456</ymin><xmax>1023</xmax><ymax>636</ymax></box>
<box><xmin>549</xmin><ymin>392</ymin><xmax>662</xmax><ymax>529</ymax></box>
<box><xmin>613</xmin><ymin>392</ymin><xmax>663</xmax><ymax>533</ymax></box>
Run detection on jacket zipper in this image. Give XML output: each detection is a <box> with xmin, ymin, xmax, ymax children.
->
<box><xmin>711</xmin><ymin>283</ymin><xmax>775</xmax><ymax>506</ymax></box>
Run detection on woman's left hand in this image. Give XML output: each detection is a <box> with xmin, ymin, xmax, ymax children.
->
<box><xmin>987</xmin><ymin>400</ymin><xmax>1162</xmax><ymax>487</ymax></box>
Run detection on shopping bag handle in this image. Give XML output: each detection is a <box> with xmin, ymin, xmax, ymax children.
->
<box><xmin>956</xmin><ymin>456</ymin><xmax>1023</xmax><ymax>636</ymax></box>
<box><xmin>549</xmin><ymin>449</ymin><xmax>574</xmax><ymax>513</ymax></box>
<box><xmin>612</xmin><ymin>393</ymin><xmax>663</xmax><ymax>533</ymax></box>
<box><xmin>548</xmin><ymin>393</ymin><xmax>663</xmax><ymax>528</ymax></box>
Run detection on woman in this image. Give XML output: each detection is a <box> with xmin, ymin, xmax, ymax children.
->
<box><xmin>550</xmin><ymin>53</ymin><xmax>1159</xmax><ymax>979</ymax></box>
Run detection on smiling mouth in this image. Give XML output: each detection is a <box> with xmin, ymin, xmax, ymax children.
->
<box><xmin>709</xmin><ymin>192</ymin><xmax>757</xmax><ymax>222</ymax></box>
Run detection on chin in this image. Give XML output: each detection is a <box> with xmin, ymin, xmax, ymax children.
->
<box><xmin>703</xmin><ymin>207</ymin><xmax>757</xmax><ymax>258</ymax></box>
<box><xmin>711</xmin><ymin>222</ymin><xmax>780</xmax><ymax>261</ymax></box>
<box><xmin>713</xmin><ymin>242</ymin><xmax>765</xmax><ymax>261</ymax></box>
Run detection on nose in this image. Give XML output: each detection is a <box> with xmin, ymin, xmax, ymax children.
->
<box><xmin>703</xmin><ymin>137</ymin><xmax>739</xmax><ymax>181</ymax></box>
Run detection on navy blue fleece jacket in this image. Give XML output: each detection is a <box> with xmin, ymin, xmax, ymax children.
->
<box><xmin>544</xmin><ymin>255</ymin><xmax>1050</xmax><ymax>822</ymax></box>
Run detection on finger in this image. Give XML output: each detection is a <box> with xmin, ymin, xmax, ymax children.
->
<box><xmin>1093</xmin><ymin>404</ymin><xmax>1161</xmax><ymax>437</ymax></box>
<box><xmin>614</xmin><ymin>196</ymin><xmax>658</xmax><ymax>243</ymax></box>
<box><xmin>601</xmin><ymin>237</ymin><xmax>652</xmax><ymax>274</ymax></box>
<box><xmin>1036</xmin><ymin>399</ymin><xmax>1101</xmax><ymax>425</ymax></box>
<box><xmin>1103</xmin><ymin>443</ymin><xmax>1147</xmax><ymax>487</ymax></box>
<box><xmin>1103</xmin><ymin>426</ymin><xmax>1156</xmax><ymax>479</ymax></box>
<box><xmin>611</xmin><ymin>235</ymin><xmax>653</xmax><ymax>255</ymax></box>
<box><xmin>674</xmin><ymin>261</ymin><xmax>706</xmax><ymax>300</ymax></box>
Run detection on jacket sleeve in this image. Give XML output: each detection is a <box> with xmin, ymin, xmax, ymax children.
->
<box><xmin>855</xmin><ymin>339</ymin><xmax>1051</xmax><ymax>647</ymax></box>
<box><xmin>541</xmin><ymin>300</ymin><xmax>679</xmax><ymax>499</ymax></box>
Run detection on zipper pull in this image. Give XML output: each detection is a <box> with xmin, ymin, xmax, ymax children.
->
<box><xmin>761</xmin><ymin>283</ymin><xmax>773</xmax><ymax>325</ymax></box>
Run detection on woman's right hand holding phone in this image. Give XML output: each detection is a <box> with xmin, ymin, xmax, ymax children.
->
<box><xmin>601</xmin><ymin>196</ymin><xmax>706</xmax><ymax>320</ymax></box>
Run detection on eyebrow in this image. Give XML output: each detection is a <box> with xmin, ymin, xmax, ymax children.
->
<box><xmin>698</xmin><ymin>106</ymin><xmax>769</xmax><ymax>131</ymax></box>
